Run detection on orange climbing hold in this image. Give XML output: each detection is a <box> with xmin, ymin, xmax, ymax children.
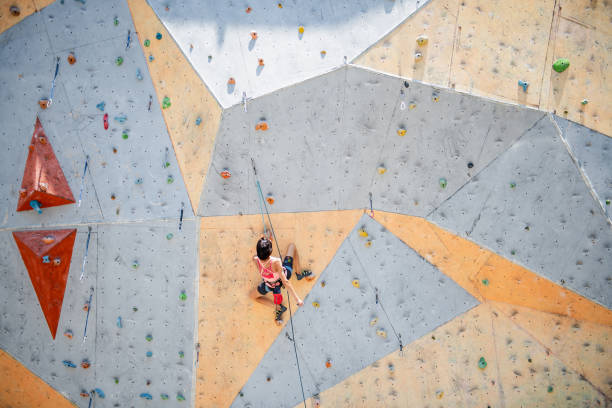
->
<box><xmin>325</xmin><ymin>360</ymin><xmax>332</xmax><ymax>368</ymax></box>
<box><xmin>228</xmin><ymin>77</ymin><xmax>236</xmax><ymax>85</ymax></box>
<box><xmin>17</xmin><ymin>117</ymin><xmax>75</xmax><ymax>213</ymax></box>
<box><xmin>38</xmin><ymin>99</ymin><xmax>50</xmax><ymax>109</ymax></box>
<box><xmin>250</xmin><ymin>31</ymin><xmax>258</xmax><ymax>40</ymax></box>
<box><xmin>13</xmin><ymin>229</ymin><xmax>77</xmax><ymax>339</ymax></box>
<box><xmin>245</xmin><ymin>6</ymin><xmax>252</xmax><ymax>13</ymax></box>
<box><xmin>258</xmin><ymin>58</ymin><xmax>265</xmax><ymax>66</ymax></box>
<box><xmin>255</xmin><ymin>122</ymin><xmax>269</xmax><ymax>131</ymax></box>
<box><xmin>266</xmin><ymin>196</ymin><xmax>275</xmax><ymax>205</ymax></box>
<box><xmin>220</xmin><ymin>170</ymin><xmax>231</xmax><ymax>179</ymax></box>
<box><xmin>67</xmin><ymin>53</ymin><xmax>76</xmax><ymax>65</ymax></box>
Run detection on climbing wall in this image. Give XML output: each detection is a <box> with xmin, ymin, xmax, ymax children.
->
<box><xmin>0</xmin><ymin>0</ymin><xmax>611</xmax><ymax>407</ymax></box>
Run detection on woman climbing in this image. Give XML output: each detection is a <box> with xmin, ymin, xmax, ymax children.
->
<box><xmin>249</xmin><ymin>237</ymin><xmax>315</xmax><ymax>325</ymax></box>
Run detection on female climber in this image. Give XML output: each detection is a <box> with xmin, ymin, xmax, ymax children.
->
<box><xmin>249</xmin><ymin>237</ymin><xmax>315</xmax><ymax>325</ymax></box>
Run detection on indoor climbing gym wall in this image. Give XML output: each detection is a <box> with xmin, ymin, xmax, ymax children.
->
<box><xmin>0</xmin><ymin>0</ymin><xmax>610</xmax><ymax>407</ymax></box>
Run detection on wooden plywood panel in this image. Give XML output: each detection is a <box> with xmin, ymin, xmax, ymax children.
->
<box><xmin>560</xmin><ymin>0</ymin><xmax>612</xmax><ymax>35</ymax></box>
<box><xmin>548</xmin><ymin>17</ymin><xmax>612</xmax><ymax>137</ymax></box>
<box><xmin>492</xmin><ymin>301</ymin><xmax>612</xmax><ymax>399</ymax></box>
<box><xmin>451</xmin><ymin>0</ymin><xmax>556</xmax><ymax>107</ymax></box>
<box><xmin>197</xmin><ymin>210</ymin><xmax>362</xmax><ymax>408</ymax></box>
<box><xmin>376</xmin><ymin>211</ymin><xmax>612</xmax><ymax>327</ymax></box>
<box><xmin>127</xmin><ymin>0</ymin><xmax>223</xmax><ymax>213</ymax></box>
<box><xmin>0</xmin><ymin>349</ymin><xmax>75</xmax><ymax>408</ymax></box>
<box><xmin>0</xmin><ymin>0</ymin><xmax>54</xmax><ymax>34</ymax></box>
<box><xmin>352</xmin><ymin>0</ymin><xmax>458</xmax><ymax>86</ymax></box>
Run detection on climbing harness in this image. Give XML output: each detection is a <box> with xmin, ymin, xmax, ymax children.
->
<box><xmin>78</xmin><ymin>156</ymin><xmax>89</xmax><ymax>207</ymax></box>
<box><xmin>251</xmin><ymin>158</ymin><xmax>307</xmax><ymax>408</ymax></box>
<box><xmin>79</xmin><ymin>226</ymin><xmax>92</xmax><ymax>280</ymax></box>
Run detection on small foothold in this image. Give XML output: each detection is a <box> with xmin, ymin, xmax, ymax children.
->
<box><xmin>30</xmin><ymin>200</ymin><xmax>42</xmax><ymax>214</ymax></box>
<box><xmin>439</xmin><ymin>178</ymin><xmax>447</xmax><ymax>188</ymax></box>
<box><xmin>9</xmin><ymin>5</ymin><xmax>20</xmax><ymax>16</ymax></box>
<box><xmin>136</xmin><ymin>68</ymin><xmax>143</xmax><ymax>80</ymax></box>
<box><xmin>42</xmin><ymin>235</ymin><xmax>55</xmax><ymax>244</ymax></box>
<box><xmin>432</xmin><ymin>94</ymin><xmax>440</xmax><ymax>102</ymax></box>
<box><xmin>38</xmin><ymin>99</ymin><xmax>50</xmax><ymax>109</ymax></box>
<box><xmin>179</xmin><ymin>291</ymin><xmax>187</xmax><ymax>301</ymax></box>
<box><xmin>377</xmin><ymin>329</ymin><xmax>387</xmax><ymax>338</ymax></box>
<box><xmin>155</xmin><ymin>32</ymin><xmax>162</xmax><ymax>40</ymax></box>
<box><xmin>467</xmin><ymin>162</ymin><xmax>474</xmax><ymax>169</ymax></box>
<box><xmin>177</xmin><ymin>393</ymin><xmax>185</xmax><ymax>401</ymax></box>
<box><xmin>110</xmin><ymin>193</ymin><xmax>116</xmax><ymax>200</ymax></box>
<box><xmin>167</xmin><ymin>175</ymin><xmax>174</xmax><ymax>184</ymax></box>
<box><xmin>19</xmin><ymin>188</ymin><xmax>27</xmax><ymax>196</ymax></box>
<box><xmin>178</xmin><ymin>351</ymin><xmax>184</xmax><ymax>358</ymax></box>
<box><xmin>478</xmin><ymin>356</ymin><xmax>487</xmax><ymax>369</ymax></box>
<box><xmin>320</xmin><ymin>281</ymin><xmax>326</xmax><ymax>287</ymax></box>
<box><xmin>161</xmin><ymin>393</ymin><xmax>169</xmax><ymax>400</ymax></box>
<box><xmin>228</xmin><ymin>77</ymin><xmax>236</xmax><ymax>85</ymax></box>
<box><xmin>358</xmin><ymin>228</ymin><xmax>368</xmax><ymax>237</ymax></box>
<box><xmin>133</xmin><ymin>306</ymin><xmax>138</xmax><ymax>312</ymax></box>
<box><xmin>113</xmin><ymin>16</ymin><xmax>119</xmax><ymax>26</ymax></box>
<box><xmin>149</xmin><ymin>55</ymin><xmax>154</xmax><ymax>62</ymax></box>
<box><xmin>518</xmin><ymin>80</ymin><xmax>529</xmax><ymax>92</ymax></box>
<box><xmin>552</xmin><ymin>58</ymin><xmax>570</xmax><ymax>73</ymax></box>
<box><xmin>605</xmin><ymin>199</ymin><xmax>610</xmax><ymax>206</ymax></box>
<box><xmin>83</xmin><ymin>301</ymin><xmax>90</xmax><ymax>312</ymax></box>
<box><xmin>436</xmin><ymin>391</ymin><xmax>444</xmax><ymax>399</ymax></box>
<box><xmin>145</xmin><ymin>334</ymin><xmax>153</xmax><ymax>342</ymax></box>
<box><xmin>266</xmin><ymin>196</ymin><xmax>275</xmax><ymax>205</ymax></box>
<box><xmin>140</xmin><ymin>393</ymin><xmax>153</xmax><ymax>400</ymax></box>
<box><xmin>62</xmin><ymin>360</ymin><xmax>76</xmax><ymax>368</ymax></box>
<box><xmin>80</xmin><ymin>359</ymin><xmax>91</xmax><ymax>369</ymax></box>
<box><xmin>144</xmin><ymin>39</ymin><xmax>150</xmax><ymax>47</ymax></box>
<box><xmin>298</xmin><ymin>26</ymin><xmax>305</xmax><ymax>34</ymax></box>
<box><xmin>414</xmin><ymin>52</ymin><xmax>423</xmax><ymax>61</ymax></box>
<box><xmin>53</xmin><ymin>257</ymin><xmax>61</xmax><ymax>266</ymax></box>
<box><xmin>510</xmin><ymin>249</ymin><xmax>516</xmax><ymax>255</ymax></box>
<box><xmin>258</xmin><ymin>58</ymin><xmax>265</xmax><ymax>66</ymax></box>
<box><xmin>94</xmin><ymin>388</ymin><xmax>105</xmax><ymax>399</ymax></box>
<box><xmin>116</xmin><ymin>316</ymin><xmax>122</xmax><ymax>328</ymax></box>
<box><xmin>255</xmin><ymin>121</ymin><xmax>269</xmax><ymax>131</ymax></box>
<box><xmin>166</xmin><ymin>233</ymin><xmax>173</xmax><ymax>240</ymax></box>
<box><xmin>250</xmin><ymin>31</ymin><xmax>258</xmax><ymax>40</ymax></box>
<box><xmin>409</xmin><ymin>102</ymin><xmax>417</xmax><ymax>110</ymax></box>
<box><xmin>352</xmin><ymin>279</ymin><xmax>360</xmax><ymax>288</ymax></box>
<box><xmin>115</xmin><ymin>56</ymin><xmax>123</xmax><ymax>66</ymax></box>
<box><xmin>220</xmin><ymin>170</ymin><xmax>231</xmax><ymax>179</ymax></box>
<box><xmin>397</xmin><ymin>128</ymin><xmax>406</xmax><ymax>136</ymax></box>
<box><xmin>547</xmin><ymin>385</ymin><xmax>554</xmax><ymax>393</ymax></box>
<box><xmin>482</xmin><ymin>279</ymin><xmax>489</xmax><ymax>286</ymax></box>
<box><xmin>245</xmin><ymin>6</ymin><xmax>252</xmax><ymax>13</ymax></box>
<box><xmin>312</xmin><ymin>301</ymin><xmax>320</xmax><ymax>308</ymax></box>
<box><xmin>325</xmin><ymin>359</ymin><xmax>332</xmax><ymax>368</ymax></box>
<box><xmin>79</xmin><ymin>391</ymin><xmax>89</xmax><ymax>398</ymax></box>
<box><xmin>195</xmin><ymin>117</ymin><xmax>202</xmax><ymax>126</ymax></box>
<box><xmin>320</xmin><ymin>50</ymin><xmax>326</xmax><ymax>57</ymax></box>
<box><xmin>208</xmin><ymin>55</ymin><xmax>213</xmax><ymax>62</ymax></box>
<box><xmin>277</xmin><ymin>2</ymin><xmax>282</xmax><ymax>8</ymax></box>
<box><xmin>121</xmin><ymin>131</ymin><xmax>128</xmax><ymax>140</ymax></box>
<box><xmin>114</xmin><ymin>377</ymin><xmax>119</xmax><ymax>384</ymax></box>
<box><xmin>132</xmin><ymin>260</ymin><xmax>139</xmax><ymax>269</ymax></box>
<box><xmin>146</xmin><ymin>351</ymin><xmax>153</xmax><ymax>357</ymax></box>
<box><xmin>377</xmin><ymin>165</ymin><xmax>387</xmax><ymax>174</ymax></box>
<box><xmin>581</xmin><ymin>99</ymin><xmax>588</xmax><ymax>105</ymax></box>
<box><xmin>38</xmin><ymin>136</ymin><xmax>47</xmax><ymax>145</ymax></box>
<box><xmin>96</xmin><ymin>101</ymin><xmax>105</xmax><ymax>111</ymax></box>
<box><xmin>64</xmin><ymin>330</ymin><xmax>73</xmax><ymax>339</ymax></box>
<box><xmin>67</xmin><ymin>53</ymin><xmax>76</xmax><ymax>65</ymax></box>
<box><xmin>365</xmin><ymin>240</ymin><xmax>372</xmax><ymax>248</ymax></box>
<box><xmin>42</xmin><ymin>255</ymin><xmax>50</xmax><ymax>264</ymax></box>
<box><xmin>370</xmin><ymin>318</ymin><xmax>378</xmax><ymax>326</ymax></box>
<box><xmin>416</xmin><ymin>35</ymin><xmax>428</xmax><ymax>46</ymax></box>
<box><xmin>510</xmin><ymin>182</ymin><xmax>516</xmax><ymax>189</ymax></box>
<box><xmin>162</xmin><ymin>96</ymin><xmax>171</xmax><ymax>109</ymax></box>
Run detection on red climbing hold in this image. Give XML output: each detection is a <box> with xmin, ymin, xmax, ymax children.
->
<box><xmin>103</xmin><ymin>113</ymin><xmax>109</xmax><ymax>130</ymax></box>
<box><xmin>16</xmin><ymin>117</ymin><xmax>75</xmax><ymax>213</ymax></box>
<box><xmin>12</xmin><ymin>229</ymin><xmax>77</xmax><ymax>339</ymax></box>
<box><xmin>220</xmin><ymin>170</ymin><xmax>231</xmax><ymax>179</ymax></box>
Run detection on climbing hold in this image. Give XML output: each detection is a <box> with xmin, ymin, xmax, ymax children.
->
<box><xmin>606</xmin><ymin>199</ymin><xmax>610</xmax><ymax>206</ymax></box>
<box><xmin>114</xmin><ymin>114</ymin><xmax>127</xmax><ymax>123</ymax></box>
<box><xmin>518</xmin><ymin>80</ymin><xmax>529</xmax><ymax>92</ymax></box>
<box><xmin>414</xmin><ymin>52</ymin><xmax>423</xmax><ymax>61</ymax></box>
<box><xmin>96</xmin><ymin>101</ymin><xmax>105</xmax><ymax>111</ymax></box>
<box><xmin>432</xmin><ymin>94</ymin><xmax>440</xmax><ymax>102</ymax></box>
<box><xmin>145</xmin><ymin>334</ymin><xmax>153</xmax><ymax>342</ymax></box>
<box><xmin>144</xmin><ymin>39</ymin><xmax>150</xmax><ymax>47</ymax></box>
<box><xmin>42</xmin><ymin>255</ymin><xmax>50</xmax><ymax>263</ymax></box>
<box><xmin>114</xmin><ymin>377</ymin><xmax>119</xmax><ymax>384</ymax></box>
<box><xmin>510</xmin><ymin>182</ymin><xmax>516</xmax><ymax>189</ymax></box>
<box><xmin>136</xmin><ymin>69</ymin><xmax>143</xmax><ymax>80</ymax></box>
<box><xmin>258</xmin><ymin>58</ymin><xmax>265</xmax><ymax>66</ymax></box>
<box><xmin>376</xmin><ymin>329</ymin><xmax>387</xmax><ymax>338</ymax></box>
<box><xmin>370</xmin><ymin>318</ymin><xmax>378</xmax><ymax>326</ymax></box>
<box><xmin>320</xmin><ymin>281</ymin><xmax>326</xmax><ymax>287</ymax></box>
<box><xmin>409</xmin><ymin>102</ymin><xmax>417</xmax><ymax>110</ymax></box>
<box><xmin>352</xmin><ymin>279</ymin><xmax>360</xmax><ymax>288</ymax></box>
<box><xmin>278</xmin><ymin>2</ymin><xmax>283</xmax><ymax>8</ymax></box>
<box><xmin>166</xmin><ymin>175</ymin><xmax>174</xmax><ymax>184</ymax></box>
<box><xmin>131</xmin><ymin>260</ymin><xmax>139</xmax><ymax>270</ymax></box>
<box><xmin>547</xmin><ymin>385</ymin><xmax>554</xmax><ymax>393</ymax></box>
<box><xmin>397</xmin><ymin>128</ymin><xmax>406</xmax><ymax>136</ymax></box>
<box><xmin>94</xmin><ymin>388</ymin><xmax>105</xmax><ymax>398</ymax></box>
<box><xmin>245</xmin><ymin>6</ymin><xmax>252</xmax><ymax>13</ymax></box>
<box><xmin>377</xmin><ymin>165</ymin><xmax>387</xmax><ymax>174</ymax></box>
<box><xmin>439</xmin><ymin>178</ymin><xmax>447</xmax><ymax>188</ymax></box>
<box><xmin>53</xmin><ymin>257</ymin><xmax>62</xmax><ymax>266</ymax></box>
<box><xmin>64</xmin><ymin>329</ymin><xmax>73</xmax><ymax>339</ymax></box>
<box><xmin>481</xmin><ymin>278</ymin><xmax>489</xmax><ymax>286</ymax></box>
<box><xmin>312</xmin><ymin>301</ymin><xmax>320</xmax><ymax>308</ymax></box>
<box><xmin>62</xmin><ymin>360</ymin><xmax>76</xmax><ymax>368</ymax></box>
<box><xmin>478</xmin><ymin>356</ymin><xmax>487</xmax><ymax>369</ymax></box>
<box><xmin>103</xmin><ymin>113</ymin><xmax>109</xmax><ymax>130</ymax></box>
<box><xmin>255</xmin><ymin>121</ymin><xmax>269</xmax><ymax>131</ymax></box>
<box><xmin>161</xmin><ymin>393</ymin><xmax>169</xmax><ymax>400</ymax></box>
<box><xmin>67</xmin><ymin>53</ymin><xmax>76</xmax><ymax>65</ymax></box>
<box><xmin>42</xmin><ymin>235</ymin><xmax>55</xmax><ymax>244</ymax></box>
<box><xmin>220</xmin><ymin>170</ymin><xmax>231</xmax><ymax>179</ymax></box>
<box><xmin>115</xmin><ymin>56</ymin><xmax>123</xmax><ymax>66</ymax></box>
<box><xmin>146</xmin><ymin>351</ymin><xmax>153</xmax><ymax>357</ymax></box>
<box><xmin>436</xmin><ymin>390</ymin><xmax>444</xmax><ymax>399</ymax></box>
<box><xmin>358</xmin><ymin>228</ymin><xmax>368</xmax><ymax>238</ymax></box>
<box><xmin>80</xmin><ymin>359</ymin><xmax>91</xmax><ymax>369</ymax></box>
<box><xmin>38</xmin><ymin>99</ymin><xmax>50</xmax><ymax>109</ymax></box>
<box><xmin>179</xmin><ymin>291</ymin><xmax>187</xmax><ymax>301</ymax></box>
<box><xmin>135</xmin><ymin>178</ymin><xmax>143</xmax><ymax>185</ymax></box>
<box><xmin>83</xmin><ymin>301</ymin><xmax>90</xmax><ymax>312</ymax></box>
<box><xmin>208</xmin><ymin>55</ymin><xmax>213</xmax><ymax>62</ymax></box>
<box><xmin>149</xmin><ymin>55</ymin><xmax>154</xmax><ymax>62</ymax></box>
<box><xmin>178</xmin><ymin>351</ymin><xmax>184</xmax><ymax>358</ymax></box>
<box><xmin>195</xmin><ymin>117</ymin><xmax>202</xmax><ymax>126</ymax></box>
<box><xmin>79</xmin><ymin>391</ymin><xmax>89</xmax><ymax>398</ymax></box>
<box><xmin>162</xmin><ymin>97</ymin><xmax>171</xmax><ymax>109</ymax></box>
<box><xmin>121</xmin><ymin>131</ymin><xmax>128</xmax><ymax>140</ymax></box>
<box><xmin>166</xmin><ymin>233</ymin><xmax>173</xmax><ymax>240</ymax></box>
<box><xmin>467</xmin><ymin>162</ymin><xmax>474</xmax><ymax>169</ymax></box>
<box><xmin>552</xmin><ymin>58</ymin><xmax>570</xmax><ymax>73</ymax></box>
<box><xmin>177</xmin><ymin>393</ymin><xmax>185</xmax><ymax>401</ymax></box>
<box><xmin>416</xmin><ymin>35</ymin><xmax>428</xmax><ymax>46</ymax></box>
<box><xmin>116</xmin><ymin>316</ymin><xmax>122</xmax><ymax>328</ymax></box>
<box><xmin>228</xmin><ymin>77</ymin><xmax>236</xmax><ymax>85</ymax></box>
<box><xmin>266</xmin><ymin>196</ymin><xmax>275</xmax><ymax>205</ymax></box>
<box><xmin>365</xmin><ymin>240</ymin><xmax>372</xmax><ymax>248</ymax></box>
<box><xmin>30</xmin><ymin>200</ymin><xmax>42</xmax><ymax>214</ymax></box>
<box><xmin>325</xmin><ymin>359</ymin><xmax>332</xmax><ymax>368</ymax></box>
<box><xmin>250</xmin><ymin>31</ymin><xmax>258</xmax><ymax>40</ymax></box>
<box><xmin>298</xmin><ymin>26</ymin><xmax>305</xmax><ymax>34</ymax></box>
<box><xmin>581</xmin><ymin>99</ymin><xmax>588</xmax><ymax>105</ymax></box>
<box><xmin>510</xmin><ymin>249</ymin><xmax>516</xmax><ymax>255</ymax></box>
<box><xmin>133</xmin><ymin>306</ymin><xmax>138</xmax><ymax>312</ymax></box>
<box><xmin>9</xmin><ymin>5</ymin><xmax>20</xmax><ymax>16</ymax></box>
<box><xmin>113</xmin><ymin>16</ymin><xmax>119</xmax><ymax>26</ymax></box>
<box><xmin>320</xmin><ymin>50</ymin><xmax>327</xmax><ymax>57</ymax></box>
<box><xmin>155</xmin><ymin>32</ymin><xmax>162</xmax><ymax>40</ymax></box>
<box><xmin>140</xmin><ymin>393</ymin><xmax>153</xmax><ymax>400</ymax></box>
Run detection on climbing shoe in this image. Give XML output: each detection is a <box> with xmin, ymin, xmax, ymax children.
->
<box><xmin>274</xmin><ymin>304</ymin><xmax>287</xmax><ymax>326</ymax></box>
<box><xmin>296</xmin><ymin>269</ymin><xmax>315</xmax><ymax>281</ymax></box>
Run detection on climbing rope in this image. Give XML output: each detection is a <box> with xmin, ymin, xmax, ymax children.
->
<box><xmin>251</xmin><ymin>158</ymin><xmax>307</xmax><ymax>408</ymax></box>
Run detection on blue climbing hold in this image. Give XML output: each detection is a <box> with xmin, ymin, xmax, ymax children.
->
<box><xmin>29</xmin><ymin>200</ymin><xmax>42</xmax><ymax>214</ymax></box>
<box><xmin>146</xmin><ymin>351</ymin><xmax>153</xmax><ymax>357</ymax></box>
<box><xmin>135</xmin><ymin>178</ymin><xmax>143</xmax><ymax>185</ymax></box>
<box><xmin>136</xmin><ymin>69</ymin><xmax>143</xmax><ymax>81</ymax></box>
<box><xmin>96</xmin><ymin>101</ymin><xmax>105</xmax><ymax>111</ymax></box>
<box><xmin>63</xmin><ymin>360</ymin><xmax>76</xmax><ymax>368</ymax></box>
<box><xmin>42</xmin><ymin>255</ymin><xmax>50</xmax><ymax>263</ymax></box>
<box><xmin>160</xmin><ymin>393</ymin><xmax>169</xmax><ymax>400</ymax></box>
<box><xmin>116</xmin><ymin>316</ymin><xmax>122</xmax><ymax>328</ymax></box>
<box><xmin>94</xmin><ymin>388</ymin><xmax>105</xmax><ymax>398</ymax></box>
<box><xmin>156</xmin><ymin>32</ymin><xmax>162</xmax><ymax>40</ymax></box>
<box><xmin>114</xmin><ymin>114</ymin><xmax>127</xmax><ymax>124</ymax></box>
<box><xmin>518</xmin><ymin>80</ymin><xmax>529</xmax><ymax>92</ymax></box>
<box><xmin>140</xmin><ymin>393</ymin><xmax>153</xmax><ymax>400</ymax></box>
<box><xmin>195</xmin><ymin>117</ymin><xmax>202</xmax><ymax>126</ymax></box>
<box><xmin>149</xmin><ymin>55</ymin><xmax>154</xmax><ymax>62</ymax></box>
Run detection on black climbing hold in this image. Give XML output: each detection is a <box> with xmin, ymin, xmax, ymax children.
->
<box><xmin>467</xmin><ymin>162</ymin><xmax>474</xmax><ymax>169</ymax></box>
<box><xmin>403</xmin><ymin>81</ymin><xmax>409</xmax><ymax>88</ymax></box>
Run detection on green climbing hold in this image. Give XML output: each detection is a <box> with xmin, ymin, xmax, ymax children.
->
<box><xmin>113</xmin><ymin>17</ymin><xmax>119</xmax><ymax>26</ymax></box>
<box><xmin>145</xmin><ymin>334</ymin><xmax>153</xmax><ymax>342</ymax></box>
<box><xmin>511</xmin><ymin>250</ymin><xmax>516</xmax><ymax>255</ymax></box>
<box><xmin>132</xmin><ymin>260</ymin><xmax>139</xmax><ymax>269</ymax></box>
<box><xmin>166</xmin><ymin>233</ymin><xmax>174</xmax><ymax>240</ymax></box>
<box><xmin>161</xmin><ymin>393</ymin><xmax>169</xmax><ymax>400</ymax></box>
<box><xmin>167</xmin><ymin>175</ymin><xmax>174</xmax><ymax>184</ymax></box>
<box><xmin>482</xmin><ymin>278</ymin><xmax>489</xmax><ymax>286</ymax></box>
<box><xmin>606</xmin><ymin>199</ymin><xmax>610</xmax><ymax>206</ymax></box>
<box><xmin>162</xmin><ymin>96</ymin><xmax>171</xmax><ymax>109</ymax></box>
<box><xmin>179</xmin><ymin>291</ymin><xmax>187</xmax><ymax>301</ymax></box>
<box><xmin>581</xmin><ymin>99</ymin><xmax>589</xmax><ymax>105</ymax></box>
<box><xmin>547</xmin><ymin>385</ymin><xmax>554</xmax><ymax>393</ymax></box>
<box><xmin>115</xmin><ymin>56</ymin><xmax>123</xmax><ymax>66</ymax></box>
<box><xmin>114</xmin><ymin>377</ymin><xmax>119</xmax><ymax>384</ymax></box>
<box><xmin>144</xmin><ymin>39</ymin><xmax>150</xmax><ymax>47</ymax></box>
<box><xmin>177</xmin><ymin>393</ymin><xmax>185</xmax><ymax>401</ymax></box>
<box><xmin>178</xmin><ymin>351</ymin><xmax>184</xmax><ymax>358</ymax></box>
<box><xmin>439</xmin><ymin>178</ymin><xmax>447</xmax><ymax>189</ymax></box>
<box><xmin>122</xmin><ymin>131</ymin><xmax>129</xmax><ymax>140</ymax></box>
<box><xmin>510</xmin><ymin>182</ymin><xmax>516</xmax><ymax>189</ymax></box>
<box><xmin>163</xmin><ymin>161</ymin><xmax>171</xmax><ymax>168</ymax></box>
<box><xmin>156</xmin><ymin>32</ymin><xmax>162</xmax><ymax>40</ymax></box>
<box><xmin>478</xmin><ymin>357</ymin><xmax>487</xmax><ymax>369</ymax></box>
<box><xmin>552</xmin><ymin>58</ymin><xmax>570</xmax><ymax>73</ymax></box>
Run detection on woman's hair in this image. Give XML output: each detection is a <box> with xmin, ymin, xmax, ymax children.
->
<box><xmin>256</xmin><ymin>237</ymin><xmax>273</xmax><ymax>260</ymax></box>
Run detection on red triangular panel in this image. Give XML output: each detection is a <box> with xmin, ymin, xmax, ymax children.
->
<box><xmin>16</xmin><ymin>117</ymin><xmax>75</xmax><ymax>212</ymax></box>
<box><xmin>12</xmin><ymin>229</ymin><xmax>77</xmax><ymax>339</ymax></box>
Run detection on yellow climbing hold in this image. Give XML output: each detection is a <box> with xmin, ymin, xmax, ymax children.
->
<box><xmin>377</xmin><ymin>329</ymin><xmax>387</xmax><ymax>338</ymax></box>
<box><xmin>370</xmin><ymin>318</ymin><xmax>378</xmax><ymax>326</ymax></box>
<box><xmin>352</xmin><ymin>279</ymin><xmax>360</xmax><ymax>288</ymax></box>
<box><xmin>432</xmin><ymin>95</ymin><xmax>440</xmax><ymax>102</ymax></box>
<box><xmin>312</xmin><ymin>301</ymin><xmax>320</xmax><ymax>308</ymax></box>
<box><xmin>358</xmin><ymin>228</ymin><xmax>368</xmax><ymax>238</ymax></box>
<box><xmin>416</xmin><ymin>35</ymin><xmax>428</xmax><ymax>46</ymax></box>
<box><xmin>298</xmin><ymin>26</ymin><xmax>304</xmax><ymax>34</ymax></box>
<box><xmin>436</xmin><ymin>391</ymin><xmax>444</xmax><ymax>399</ymax></box>
<box><xmin>409</xmin><ymin>102</ymin><xmax>417</xmax><ymax>110</ymax></box>
<box><xmin>377</xmin><ymin>166</ymin><xmax>386</xmax><ymax>174</ymax></box>
<box><xmin>397</xmin><ymin>128</ymin><xmax>406</xmax><ymax>136</ymax></box>
<box><xmin>365</xmin><ymin>240</ymin><xmax>372</xmax><ymax>248</ymax></box>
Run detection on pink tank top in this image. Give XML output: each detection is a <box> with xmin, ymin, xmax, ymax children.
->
<box><xmin>257</xmin><ymin>257</ymin><xmax>285</xmax><ymax>288</ymax></box>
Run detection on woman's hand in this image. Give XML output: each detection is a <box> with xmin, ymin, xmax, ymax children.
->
<box><xmin>296</xmin><ymin>299</ymin><xmax>304</xmax><ymax>307</ymax></box>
